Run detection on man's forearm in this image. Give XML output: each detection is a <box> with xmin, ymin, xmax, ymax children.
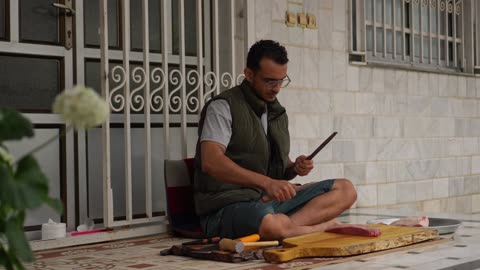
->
<box><xmin>201</xmin><ymin>144</ymin><xmax>272</xmax><ymax>190</ymax></box>
<box><xmin>205</xmin><ymin>154</ymin><xmax>272</xmax><ymax>189</ymax></box>
<box><xmin>284</xmin><ymin>163</ymin><xmax>298</xmax><ymax>180</ymax></box>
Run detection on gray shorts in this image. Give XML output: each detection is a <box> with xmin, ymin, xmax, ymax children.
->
<box><xmin>199</xmin><ymin>179</ymin><xmax>335</xmax><ymax>239</ymax></box>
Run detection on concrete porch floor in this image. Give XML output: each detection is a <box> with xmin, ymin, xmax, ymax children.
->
<box><xmin>27</xmin><ymin>209</ymin><xmax>480</xmax><ymax>270</ymax></box>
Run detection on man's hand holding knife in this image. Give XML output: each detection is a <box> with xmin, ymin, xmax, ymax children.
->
<box><xmin>261</xmin><ymin>132</ymin><xmax>338</xmax><ymax>203</ymax></box>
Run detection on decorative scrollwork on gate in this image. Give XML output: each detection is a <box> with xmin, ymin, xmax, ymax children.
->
<box><xmin>130</xmin><ymin>67</ymin><xmax>146</xmax><ymax>112</ymax></box>
<box><xmin>150</xmin><ymin>67</ymin><xmax>166</xmax><ymax>112</ymax></box>
<box><xmin>455</xmin><ymin>0</ymin><xmax>462</xmax><ymax>15</ymax></box>
<box><xmin>168</xmin><ymin>69</ymin><xmax>183</xmax><ymax>113</ymax></box>
<box><xmin>203</xmin><ymin>71</ymin><xmax>218</xmax><ymax>103</ymax></box>
<box><xmin>446</xmin><ymin>0</ymin><xmax>453</xmax><ymax>13</ymax></box>
<box><xmin>186</xmin><ymin>70</ymin><xmax>201</xmax><ymax>113</ymax></box>
<box><xmin>440</xmin><ymin>0</ymin><xmax>446</xmax><ymax>11</ymax></box>
<box><xmin>236</xmin><ymin>74</ymin><xmax>246</xmax><ymax>85</ymax></box>
<box><xmin>221</xmin><ymin>72</ymin><xmax>235</xmax><ymax>89</ymax></box>
<box><xmin>109</xmin><ymin>65</ymin><xmax>126</xmax><ymax>112</ymax></box>
<box><xmin>108</xmin><ymin>65</ymin><xmax>246</xmax><ymax>114</ymax></box>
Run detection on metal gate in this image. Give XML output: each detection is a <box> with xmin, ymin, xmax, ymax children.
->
<box><xmin>98</xmin><ymin>0</ymin><xmax>252</xmax><ymax>230</ymax></box>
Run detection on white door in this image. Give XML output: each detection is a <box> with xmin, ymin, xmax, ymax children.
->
<box><xmin>0</xmin><ymin>0</ymin><xmax>75</xmax><ymax>237</ymax></box>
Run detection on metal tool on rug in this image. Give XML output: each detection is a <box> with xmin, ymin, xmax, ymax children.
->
<box><xmin>185</xmin><ymin>234</ymin><xmax>264</xmax><ymax>253</ymax></box>
<box><xmin>181</xmin><ymin>236</ymin><xmax>221</xmax><ymax>246</ymax></box>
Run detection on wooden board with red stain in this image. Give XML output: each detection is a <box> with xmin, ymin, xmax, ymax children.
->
<box><xmin>263</xmin><ymin>224</ymin><xmax>439</xmax><ymax>263</ymax></box>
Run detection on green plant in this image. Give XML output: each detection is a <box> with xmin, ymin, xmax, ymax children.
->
<box><xmin>0</xmin><ymin>108</ymin><xmax>62</xmax><ymax>270</ymax></box>
<box><xmin>0</xmin><ymin>85</ymin><xmax>109</xmax><ymax>270</ymax></box>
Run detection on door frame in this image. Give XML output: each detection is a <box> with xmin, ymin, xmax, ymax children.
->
<box><xmin>0</xmin><ymin>0</ymin><xmax>76</xmax><ymax>234</ymax></box>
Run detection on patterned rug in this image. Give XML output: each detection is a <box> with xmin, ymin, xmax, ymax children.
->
<box><xmin>27</xmin><ymin>235</ymin><xmax>450</xmax><ymax>270</ymax></box>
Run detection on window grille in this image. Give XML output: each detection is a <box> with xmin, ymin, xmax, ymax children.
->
<box><xmin>350</xmin><ymin>0</ymin><xmax>480</xmax><ymax>73</ymax></box>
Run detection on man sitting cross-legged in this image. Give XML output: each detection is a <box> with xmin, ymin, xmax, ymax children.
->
<box><xmin>193</xmin><ymin>40</ymin><xmax>357</xmax><ymax>240</ymax></box>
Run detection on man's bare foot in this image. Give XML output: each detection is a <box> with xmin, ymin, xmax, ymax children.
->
<box><xmin>325</xmin><ymin>219</ymin><xmax>343</xmax><ymax>230</ymax></box>
<box><xmin>308</xmin><ymin>219</ymin><xmax>343</xmax><ymax>233</ymax></box>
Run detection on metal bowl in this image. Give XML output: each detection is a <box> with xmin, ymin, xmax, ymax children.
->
<box><xmin>367</xmin><ymin>217</ymin><xmax>461</xmax><ymax>235</ymax></box>
<box><xmin>427</xmin><ymin>217</ymin><xmax>462</xmax><ymax>235</ymax></box>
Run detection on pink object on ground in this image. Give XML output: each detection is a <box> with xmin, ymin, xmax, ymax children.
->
<box><xmin>71</xmin><ymin>228</ymin><xmax>113</xmax><ymax>236</ymax></box>
<box><xmin>325</xmin><ymin>224</ymin><xmax>382</xmax><ymax>237</ymax></box>
<box><xmin>391</xmin><ymin>216</ymin><xmax>429</xmax><ymax>227</ymax></box>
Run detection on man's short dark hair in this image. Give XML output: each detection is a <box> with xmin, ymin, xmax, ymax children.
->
<box><xmin>246</xmin><ymin>40</ymin><xmax>289</xmax><ymax>72</ymax></box>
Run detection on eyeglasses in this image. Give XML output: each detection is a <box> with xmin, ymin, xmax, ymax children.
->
<box><xmin>263</xmin><ymin>75</ymin><xmax>291</xmax><ymax>89</ymax></box>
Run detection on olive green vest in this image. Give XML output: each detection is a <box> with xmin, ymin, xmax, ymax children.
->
<box><xmin>193</xmin><ymin>80</ymin><xmax>290</xmax><ymax>216</ymax></box>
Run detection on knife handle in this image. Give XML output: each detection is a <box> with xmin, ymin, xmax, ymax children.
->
<box><xmin>243</xmin><ymin>240</ymin><xmax>279</xmax><ymax>247</ymax></box>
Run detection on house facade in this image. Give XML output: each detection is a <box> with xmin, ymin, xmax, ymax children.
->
<box><xmin>1</xmin><ymin>0</ymin><xmax>479</xmax><ymax>245</ymax></box>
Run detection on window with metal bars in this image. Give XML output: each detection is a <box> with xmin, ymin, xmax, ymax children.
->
<box><xmin>350</xmin><ymin>0</ymin><xmax>480</xmax><ymax>74</ymax></box>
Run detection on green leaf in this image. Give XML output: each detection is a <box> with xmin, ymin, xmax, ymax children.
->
<box><xmin>0</xmin><ymin>206</ymin><xmax>8</xmax><ymax>233</ymax></box>
<box><xmin>0</xmin><ymin>155</ymin><xmax>59</xmax><ymax>211</ymax></box>
<box><xmin>0</xmin><ymin>245</ymin><xmax>15</xmax><ymax>270</ymax></box>
<box><xmin>0</xmin><ymin>163</ymin><xmax>19</xmax><ymax>209</ymax></box>
<box><xmin>0</xmin><ymin>108</ymin><xmax>34</xmax><ymax>143</ymax></box>
<box><xmin>11</xmin><ymin>254</ymin><xmax>27</xmax><ymax>270</ymax></box>
<box><xmin>5</xmin><ymin>213</ymin><xmax>33</xmax><ymax>262</ymax></box>
<box><xmin>11</xmin><ymin>155</ymin><xmax>50</xmax><ymax>210</ymax></box>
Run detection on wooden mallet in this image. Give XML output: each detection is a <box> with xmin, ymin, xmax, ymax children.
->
<box><xmin>236</xmin><ymin>234</ymin><xmax>261</xmax><ymax>243</ymax></box>
<box><xmin>219</xmin><ymin>238</ymin><xmax>279</xmax><ymax>253</ymax></box>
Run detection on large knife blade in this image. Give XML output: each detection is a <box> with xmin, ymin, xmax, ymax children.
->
<box><xmin>306</xmin><ymin>131</ymin><xmax>337</xmax><ymax>160</ymax></box>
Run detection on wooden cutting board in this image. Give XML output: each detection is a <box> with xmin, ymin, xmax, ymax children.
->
<box><xmin>263</xmin><ymin>224</ymin><xmax>439</xmax><ymax>263</ymax></box>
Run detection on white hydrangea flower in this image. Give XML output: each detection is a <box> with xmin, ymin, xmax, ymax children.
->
<box><xmin>0</xmin><ymin>146</ymin><xmax>14</xmax><ymax>167</ymax></box>
<box><xmin>53</xmin><ymin>85</ymin><xmax>110</xmax><ymax>129</ymax></box>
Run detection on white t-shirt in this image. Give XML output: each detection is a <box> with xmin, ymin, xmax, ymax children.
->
<box><xmin>200</xmin><ymin>99</ymin><xmax>268</xmax><ymax>147</ymax></box>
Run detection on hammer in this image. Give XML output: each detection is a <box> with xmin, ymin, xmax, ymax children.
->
<box><xmin>219</xmin><ymin>238</ymin><xmax>279</xmax><ymax>253</ymax></box>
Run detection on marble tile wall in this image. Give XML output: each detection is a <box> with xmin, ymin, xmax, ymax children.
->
<box><xmin>249</xmin><ymin>0</ymin><xmax>480</xmax><ymax>214</ymax></box>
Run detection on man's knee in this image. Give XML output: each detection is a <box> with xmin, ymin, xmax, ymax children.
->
<box><xmin>258</xmin><ymin>213</ymin><xmax>292</xmax><ymax>240</ymax></box>
<box><xmin>333</xmin><ymin>178</ymin><xmax>357</xmax><ymax>206</ymax></box>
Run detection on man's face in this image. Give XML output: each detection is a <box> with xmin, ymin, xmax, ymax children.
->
<box><xmin>245</xmin><ymin>58</ymin><xmax>288</xmax><ymax>103</ymax></box>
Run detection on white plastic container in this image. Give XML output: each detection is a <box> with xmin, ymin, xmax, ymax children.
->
<box><xmin>41</xmin><ymin>219</ymin><xmax>66</xmax><ymax>240</ymax></box>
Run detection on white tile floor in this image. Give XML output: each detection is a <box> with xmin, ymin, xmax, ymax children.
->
<box><xmin>29</xmin><ymin>208</ymin><xmax>480</xmax><ymax>270</ymax></box>
<box><xmin>329</xmin><ymin>208</ymin><xmax>480</xmax><ymax>270</ymax></box>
